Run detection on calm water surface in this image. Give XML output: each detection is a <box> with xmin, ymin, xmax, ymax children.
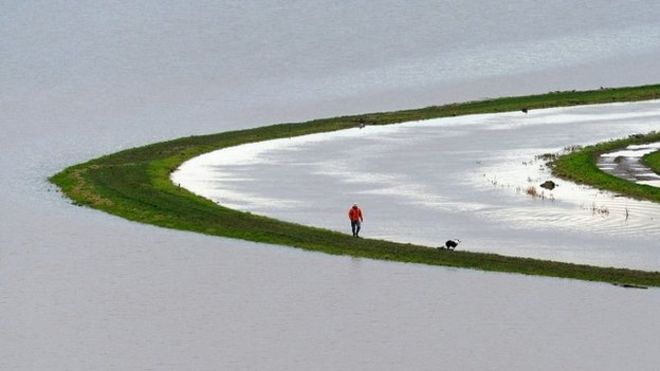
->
<box><xmin>2</xmin><ymin>1</ymin><xmax>660</xmax><ymax>370</ymax></box>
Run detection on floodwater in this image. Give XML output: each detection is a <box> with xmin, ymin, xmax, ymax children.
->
<box><xmin>174</xmin><ymin>101</ymin><xmax>660</xmax><ymax>271</ymax></box>
<box><xmin>3</xmin><ymin>1</ymin><xmax>660</xmax><ymax>370</ymax></box>
<box><xmin>598</xmin><ymin>142</ymin><xmax>660</xmax><ymax>187</ymax></box>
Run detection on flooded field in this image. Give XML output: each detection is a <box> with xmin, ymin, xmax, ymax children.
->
<box><xmin>174</xmin><ymin>101</ymin><xmax>660</xmax><ymax>271</ymax></box>
<box><xmin>3</xmin><ymin>1</ymin><xmax>660</xmax><ymax>370</ymax></box>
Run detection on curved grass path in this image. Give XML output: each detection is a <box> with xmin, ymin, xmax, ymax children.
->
<box><xmin>50</xmin><ymin>84</ymin><xmax>660</xmax><ymax>287</ymax></box>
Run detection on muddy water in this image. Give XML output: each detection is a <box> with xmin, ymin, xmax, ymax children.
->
<box><xmin>174</xmin><ymin>101</ymin><xmax>660</xmax><ymax>271</ymax></box>
<box><xmin>4</xmin><ymin>1</ymin><xmax>660</xmax><ymax>370</ymax></box>
<box><xmin>598</xmin><ymin>142</ymin><xmax>660</xmax><ymax>187</ymax></box>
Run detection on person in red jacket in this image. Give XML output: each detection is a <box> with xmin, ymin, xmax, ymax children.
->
<box><xmin>348</xmin><ymin>204</ymin><xmax>364</xmax><ymax>237</ymax></box>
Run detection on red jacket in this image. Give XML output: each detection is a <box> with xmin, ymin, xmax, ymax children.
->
<box><xmin>348</xmin><ymin>206</ymin><xmax>363</xmax><ymax>221</ymax></box>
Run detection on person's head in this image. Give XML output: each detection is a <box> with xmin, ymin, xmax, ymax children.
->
<box><xmin>352</xmin><ymin>204</ymin><xmax>358</xmax><ymax>209</ymax></box>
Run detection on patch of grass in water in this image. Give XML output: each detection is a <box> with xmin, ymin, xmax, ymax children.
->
<box><xmin>641</xmin><ymin>150</ymin><xmax>660</xmax><ymax>175</ymax></box>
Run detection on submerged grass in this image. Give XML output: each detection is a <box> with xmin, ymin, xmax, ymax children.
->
<box><xmin>50</xmin><ymin>84</ymin><xmax>660</xmax><ymax>287</ymax></box>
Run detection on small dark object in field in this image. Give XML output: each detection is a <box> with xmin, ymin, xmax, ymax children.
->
<box><xmin>440</xmin><ymin>239</ymin><xmax>461</xmax><ymax>250</ymax></box>
<box><xmin>540</xmin><ymin>180</ymin><xmax>557</xmax><ymax>190</ymax></box>
<box><xmin>359</xmin><ymin>123</ymin><xmax>366</xmax><ymax>129</ymax></box>
<box><xmin>521</xmin><ymin>107</ymin><xmax>528</xmax><ymax>114</ymax></box>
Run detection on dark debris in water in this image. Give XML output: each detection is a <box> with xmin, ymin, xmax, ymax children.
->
<box><xmin>540</xmin><ymin>180</ymin><xmax>557</xmax><ymax>190</ymax></box>
<box><xmin>612</xmin><ymin>283</ymin><xmax>648</xmax><ymax>290</ymax></box>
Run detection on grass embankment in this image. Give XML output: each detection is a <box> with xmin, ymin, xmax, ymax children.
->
<box><xmin>641</xmin><ymin>150</ymin><xmax>660</xmax><ymax>175</ymax></box>
<box><xmin>50</xmin><ymin>84</ymin><xmax>660</xmax><ymax>286</ymax></box>
<box><xmin>552</xmin><ymin>132</ymin><xmax>660</xmax><ymax>204</ymax></box>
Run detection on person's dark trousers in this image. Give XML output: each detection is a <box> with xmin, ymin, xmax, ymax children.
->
<box><xmin>351</xmin><ymin>220</ymin><xmax>361</xmax><ymax>237</ymax></box>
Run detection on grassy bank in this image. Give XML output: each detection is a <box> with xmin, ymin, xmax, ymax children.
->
<box><xmin>641</xmin><ymin>150</ymin><xmax>660</xmax><ymax>174</ymax></box>
<box><xmin>50</xmin><ymin>84</ymin><xmax>660</xmax><ymax>286</ymax></box>
<box><xmin>552</xmin><ymin>132</ymin><xmax>660</xmax><ymax>204</ymax></box>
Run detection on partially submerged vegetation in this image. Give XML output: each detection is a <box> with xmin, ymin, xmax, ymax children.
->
<box><xmin>50</xmin><ymin>84</ymin><xmax>660</xmax><ymax>287</ymax></box>
<box><xmin>552</xmin><ymin>131</ymin><xmax>660</xmax><ymax>204</ymax></box>
<box><xmin>641</xmin><ymin>150</ymin><xmax>660</xmax><ymax>175</ymax></box>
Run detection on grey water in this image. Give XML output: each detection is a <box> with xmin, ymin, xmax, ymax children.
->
<box><xmin>2</xmin><ymin>1</ymin><xmax>660</xmax><ymax>370</ymax></box>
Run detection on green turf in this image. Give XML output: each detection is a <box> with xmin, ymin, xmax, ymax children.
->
<box><xmin>641</xmin><ymin>150</ymin><xmax>660</xmax><ymax>175</ymax></box>
<box><xmin>50</xmin><ymin>84</ymin><xmax>660</xmax><ymax>287</ymax></box>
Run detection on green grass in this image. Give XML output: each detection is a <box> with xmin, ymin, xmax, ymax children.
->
<box><xmin>552</xmin><ymin>132</ymin><xmax>660</xmax><ymax>203</ymax></box>
<box><xmin>641</xmin><ymin>150</ymin><xmax>660</xmax><ymax>175</ymax></box>
<box><xmin>50</xmin><ymin>84</ymin><xmax>660</xmax><ymax>287</ymax></box>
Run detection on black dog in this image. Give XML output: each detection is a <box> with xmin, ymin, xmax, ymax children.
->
<box><xmin>441</xmin><ymin>239</ymin><xmax>461</xmax><ymax>251</ymax></box>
